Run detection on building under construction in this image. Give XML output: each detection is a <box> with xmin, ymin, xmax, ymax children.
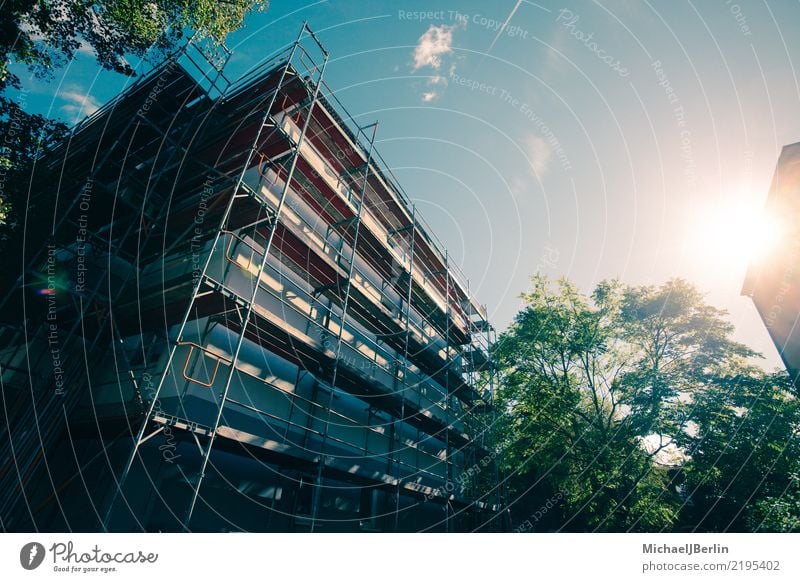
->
<box><xmin>0</xmin><ymin>25</ymin><xmax>504</xmax><ymax>532</ymax></box>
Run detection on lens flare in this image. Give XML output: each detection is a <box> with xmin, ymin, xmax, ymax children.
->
<box><xmin>688</xmin><ymin>198</ymin><xmax>784</xmax><ymax>272</ymax></box>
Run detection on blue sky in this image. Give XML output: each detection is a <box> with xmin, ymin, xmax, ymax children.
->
<box><xmin>16</xmin><ymin>0</ymin><xmax>800</xmax><ymax>369</ymax></box>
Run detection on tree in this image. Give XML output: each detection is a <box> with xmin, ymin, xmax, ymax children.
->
<box><xmin>750</xmin><ymin>479</ymin><xmax>800</xmax><ymax>532</ymax></box>
<box><xmin>495</xmin><ymin>276</ymin><xmax>758</xmax><ymax>531</ymax></box>
<box><xmin>679</xmin><ymin>368</ymin><xmax>800</xmax><ymax>531</ymax></box>
<box><xmin>0</xmin><ymin>98</ymin><xmax>68</xmax><ymax>232</ymax></box>
<box><xmin>1</xmin><ymin>1</ymin><xmax>268</xmax><ymax>93</ymax></box>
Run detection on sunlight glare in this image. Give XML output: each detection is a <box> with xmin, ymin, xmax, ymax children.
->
<box><xmin>688</xmin><ymin>198</ymin><xmax>784</xmax><ymax>273</ymax></box>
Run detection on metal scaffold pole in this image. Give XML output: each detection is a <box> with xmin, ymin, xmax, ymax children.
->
<box><xmin>488</xmin><ymin>321</ymin><xmax>504</xmax><ymax>524</ymax></box>
<box><xmin>308</xmin><ymin>121</ymin><xmax>378</xmax><ymax>532</ymax></box>
<box><xmin>102</xmin><ymin>22</ymin><xmax>329</xmax><ymax>531</ymax></box>
<box><xmin>184</xmin><ymin>33</ymin><xmax>328</xmax><ymax>528</ymax></box>
<box><xmin>444</xmin><ymin>250</ymin><xmax>452</xmax><ymax>533</ymax></box>
<box><xmin>464</xmin><ymin>280</ymin><xmax>478</xmax><ymax>527</ymax></box>
<box><xmin>308</xmin><ymin>122</ymin><xmax>379</xmax><ymax>531</ymax></box>
<box><xmin>392</xmin><ymin>205</ymin><xmax>416</xmax><ymax>532</ymax></box>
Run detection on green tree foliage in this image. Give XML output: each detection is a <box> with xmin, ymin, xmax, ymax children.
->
<box><xmin>681</xmin><ymin>369</ymin><xmax>800</xmax><ymax>531</ymax></box>
<box><xmin>0</xmin><ymin>97</ymin><xmax>68</xmax><ymax>233</ymax></box>
<box><xmin>495</xmin><ymin>275</ymin><xmax>795</xmax><ymax>532</ymax></box>
<box><xmin>1</xmin><ymin>1</ymin><xmax>267</xmax><ymax>93</ymax></box>
<box><xmin>750</xmin><ymin>481</ymin><xmax>800</xmax><ymax>532</ymax></box>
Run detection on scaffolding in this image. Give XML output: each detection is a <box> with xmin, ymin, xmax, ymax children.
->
<box><xmin>0</xmin><ymin>23</ymin><xmax>505</xmax><ymax>532</ymax></box>
<box><xmin>0</xmin><ymin>34</ymin><xmax>233</xmax><ymax>530</ymax></box>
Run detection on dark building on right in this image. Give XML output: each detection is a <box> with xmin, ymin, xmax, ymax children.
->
<box><xmin>743</xmin><ymin>142</ymin><xmax>800</xmax><ymax>383</ymax></box>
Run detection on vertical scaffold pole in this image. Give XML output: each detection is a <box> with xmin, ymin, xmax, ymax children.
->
<box><xmin>444</xmin><ymin>250</ymin><xmax>452</xmax><ymax>533</ymax></box>
<box><xmin>102</xmin><ymin>22</ymin><xmax>326</xmax><ymax>531</ymax></box>
<box><xmin>464</xmin><ymin>280</ymin><xmax>478</xmax><ymax>516</ymax></box>
<box><xmin>185</xmin><ymin>33</ymin><xmax>329</xmax><ymax>528</ymax></box>
<box><xmin>392</xmin><ymin>205</ymin><xmax>416</xmax><ymax>532</ymax></box>
<box><xmin>488</xmin><ymin>319</ymin><xmax>503</xmax><ymax>520</ymax></box>
<box><xmin>308</xmin><ymin>121</ymin><xmax>378</xmax><ymax>532</ymax></box>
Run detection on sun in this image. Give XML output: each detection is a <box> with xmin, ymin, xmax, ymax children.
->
<box><xmin>707</xmin><ymin>206</ymin><xmax>783</xmax><ymax>262</ymax></box>
<box><xmin>688</xmin><ymin>197</ymin><xmax>785</xmax><ymax>273</ymax></box>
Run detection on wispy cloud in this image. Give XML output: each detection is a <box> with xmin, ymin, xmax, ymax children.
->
<box><xmin>411</xmin><ymin>24</ymin><xmax>462</xmax><ymax>103</ymax></box>
<box><xmin>59</xmin><ymin>87</ymin><xmax>100</xmax><ymax>123</ymax></box>
<box><xmin>412</xmin><ymin>24</ymin><xmax>455</xmax><ymax>71</ymax></box>
<box><xmin>510</xmin><ymin>175</ymin><xmax>529</xmax><ymax>196</ymax></box>
<box><xmin>526</xmin><ymin>134</ymin><xmax>552</xmax><ymax>176</ymax></box>
<box><xmin>420</xmin><ymin>74</ymin><xmax>449</xmax><ymax>102</ymax></box>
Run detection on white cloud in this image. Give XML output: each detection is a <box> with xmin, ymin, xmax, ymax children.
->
<box><xmin>526</xmin><ymin>135</ymin><xmax>552</xmax><ymax>176</ymax></box>
<box><xmin>510</xmin><ymin>176</ymin><xmax>528</xmax><ymax>196</ymax></box>
<box><xmin>412</xmin><ymin>24</ymin><xmax>463</xmax><ymax>103</ymax></box>
<box><xmin>412</xmin><ymin>24</ymin><xmax>455</xmax><ymax>71</ymax></box>
<box><xmin>59</xmin><ymin>87</ymin><xmax>101</xmax><ymax>123</ymax></box>
<box><xmin>421</xmin><ymin>75</ymin><xmax>448</xmax><ymax>103</ymax></box>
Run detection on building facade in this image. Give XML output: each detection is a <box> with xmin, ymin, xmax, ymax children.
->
<box><xmin>0</xmin><ymin>26</ymin><xmax>504</xmax><ymax>532</ymax></box>
<box><xmin>743</xmin><ymin>141</ymin><xmax>800</xmax><ymax>383</ymax></box>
